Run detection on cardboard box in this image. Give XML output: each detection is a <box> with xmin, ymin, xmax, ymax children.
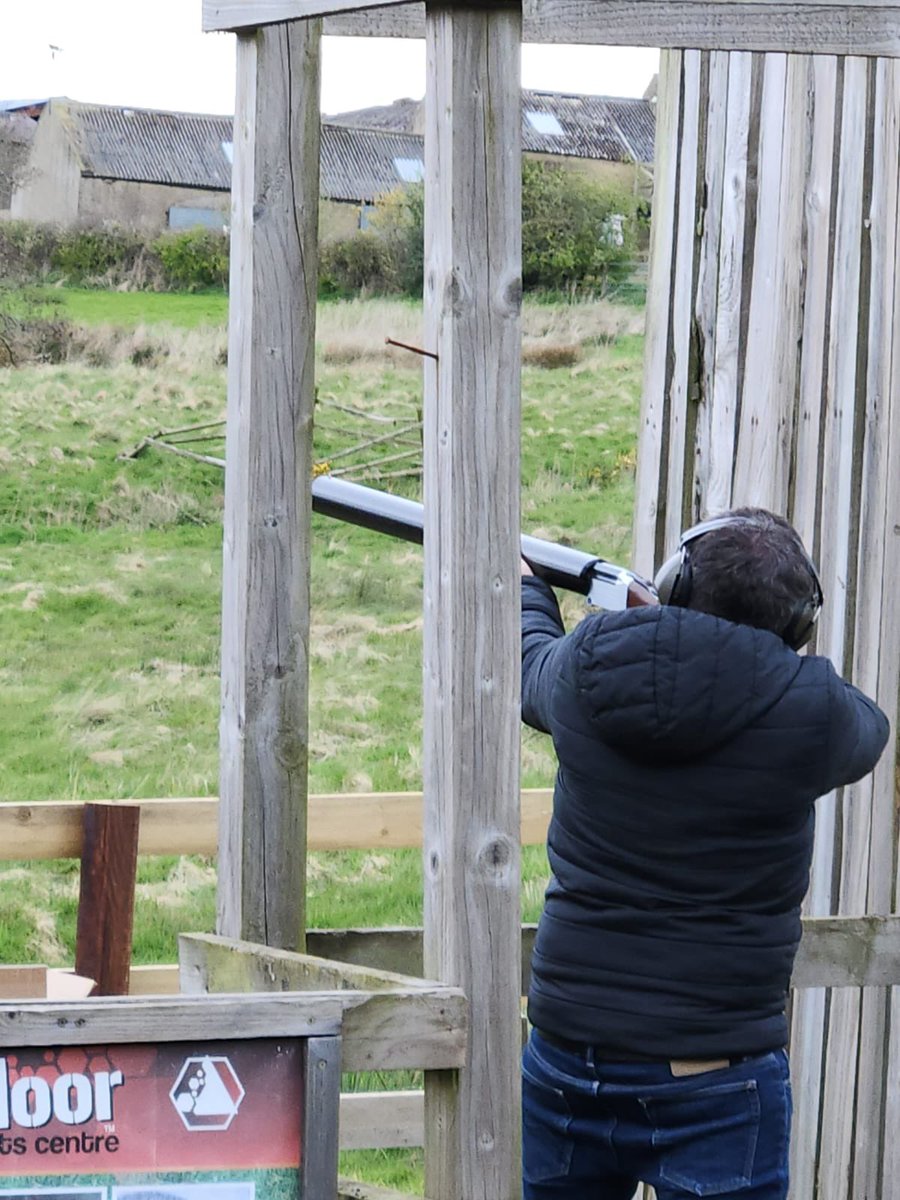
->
<box><xmin>0</xmin><ymin>964</ymin><xmax>95</xmax><ymax>999</ymax></box>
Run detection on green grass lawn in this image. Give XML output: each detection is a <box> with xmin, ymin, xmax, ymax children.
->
<box><xmin>38</xmin><ymin>286</ymin><xmax>230</xmax><ymax>328</ymax></box>
<box><xmin>0</xmin><ymin>291</ymin><xmax>645</xmax><ymax>1194</ymax></box>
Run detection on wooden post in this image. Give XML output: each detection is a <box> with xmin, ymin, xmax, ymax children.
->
<box><xmin>422</xmin><ymin>4</ymin><xmax>523</xmax><ymax>1198</ymax></box>
<box><xmin>75</xmin><ymin>802</ymin><xmax>140</xmax><ymax>996</ymax></box>
<box><xmin>218</xmin><ymin>18</ymin><xmax>322</xmax><ymax>950</ymax></box>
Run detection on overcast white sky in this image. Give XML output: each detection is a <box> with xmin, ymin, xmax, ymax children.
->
<box><xmin>3</xmin><ymin>1</ymin><xmax>659</xmax><ymax>116</ymax></box>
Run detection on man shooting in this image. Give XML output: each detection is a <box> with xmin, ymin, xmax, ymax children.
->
<box><xmin>520</xmin><ymin>508</ymin><xmax>889</xmax><ymax>1200</ymax></box>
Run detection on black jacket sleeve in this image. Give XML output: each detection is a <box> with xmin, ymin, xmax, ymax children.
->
<box><xmin>823</xmin><ymin>666</ymin><xmax>891</xmax><ymax>789</ymax></box>
<box><xmin>521</xmin><ymin>576</ymin><xmax>574</xmax><ymax>734</ymax></box>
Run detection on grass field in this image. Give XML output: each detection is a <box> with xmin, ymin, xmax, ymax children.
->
<box><xmin>0</xmin><ymin>289</ymin><xmax>646</xmax><ymax>1192</ymax></box>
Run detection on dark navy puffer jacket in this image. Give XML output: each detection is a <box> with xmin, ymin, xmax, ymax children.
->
<box><xmin>522</xmin><ymin>576</ymin><xmax>890</xmax><ymax>1059</ymax></box>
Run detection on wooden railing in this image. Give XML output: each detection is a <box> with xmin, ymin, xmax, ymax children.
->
<box><xmin>4</xmin><ymin>792</ymin><xmax>900</xmax><ymax>1155</ymax></box>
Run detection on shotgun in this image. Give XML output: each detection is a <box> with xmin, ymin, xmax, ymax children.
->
<box><xmin>311</xmin><ymin>475</ymin><xmax>658</xmax><ymax>610</ymax></box>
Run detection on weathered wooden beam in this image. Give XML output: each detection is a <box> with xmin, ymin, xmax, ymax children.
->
<box><xmin>333</xmin><ymin>1</ymin><xmax>900</xmax><ymax>57</ymax></box>
<box><xmin>339</xmin><ymin>1090</ymin><xmax>424</xmax><ymax>1150</ymax></box>
<box><xmin>0</xmin><ymin>789</ymin><xmax>554</xmax><ymax>860</ymax></box>
<box><xmin>179</xmin><ymin>931</ymin><xmax>438</xmax><ymax>990</ymax></box>
<box><xmin>178</xmin><ymin>934</ymin><xmax>467</xmax><ymax>1071</ymax></box>
<box><xmin>205</xmin><ymin>0</ymin><xmax>900</xmax><ymax>56</ymax></box>
<box><xmin>204</xmin><ymin>0</ymin><xmax>411</xmax><ymax>31</ymax></box>
<box><xmin>75</xmin><ymin>803</ymin><xmax>140</xmax><ymax>996</ymax></box>
<box><xmin>0</xmin><ymin>993</ymin><xmax>343</xmax><ymax>1046</ymax></box>
<box><xmin>218</xmin><ymin>19</ymin><xmax>321</xmax><ymax>950</ymax></box>
<box><xmin>422</xmin><ymin>6</ymin><xmax>523</xmax><ymax>1199</ymax></box>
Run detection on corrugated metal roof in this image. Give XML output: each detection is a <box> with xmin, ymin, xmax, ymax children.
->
<box><xmin>321</xmin><ymin>124</ymin><xmax>424</xmax><ymax>201</ymax></box>
<box><xmin>329</xmin><ymin>88</ymin><xmax>656</xmax><ymax>165</ymax></box>
<box><xmin>52</xmin><ymin>98</ymin><xmax>424</xmax><ymax>201</ymax></box>
<box><xmin>522</xmin><ymin>90</ymin><xmax>655</xmax><ymax>164</ymax></box>
<box><xmin>62</xmin><ymin>100</ymin><xmax>234</xmax><ymax>189</ymax></box>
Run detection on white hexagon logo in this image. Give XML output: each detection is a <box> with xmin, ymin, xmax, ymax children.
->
<box><xmin>169</xmin><ymin>1055</ymin><xmax>245</xmax><ymax>1131</ymax></box>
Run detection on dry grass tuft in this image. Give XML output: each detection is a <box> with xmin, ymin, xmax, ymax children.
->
<box><xmin>522</xmin><ymin>342</ymin><xmax>583</xmax><ymax>369</ymax></box>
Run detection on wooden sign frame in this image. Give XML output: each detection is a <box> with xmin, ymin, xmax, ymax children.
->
<box><xmin>0</xmin><ymin>994</ymin><xmax>342</xmax><ymax>1200</ymax></box>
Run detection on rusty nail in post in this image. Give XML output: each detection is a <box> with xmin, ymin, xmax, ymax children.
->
<box><xmin>385</xmin><ymin>337</ymin><xmax>439</xmax><ymax>361</ymax></box>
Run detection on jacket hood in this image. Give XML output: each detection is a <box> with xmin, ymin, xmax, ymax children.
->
<box><xmin>572</xmin><ymin>606</ymin><xmax>804</xmax><ymax>763</ymax></box>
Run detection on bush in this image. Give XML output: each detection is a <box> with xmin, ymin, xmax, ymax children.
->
<box><xmin>51</xmin><ymin>226</ymin><xmax>147</xmax><ymax>282</ymax></box>
<box><xmin>0</xmin><ymin>221</ymin><xmax>62</xmax><ymax>281</ymax></box>
<box><xmin>319</xmin><ymin>231</ymin><xmax>398</xmax><ymax>298</ymax></box>
<box><xmin>370</xmin><ymin>183</ymin><xmax>425</xmax><ymax>297</ymax></box>
<box><xmin>521</xmin><ymin>161</ymin><xmax>639</xmax><ymax>293</ymax></box>
<box><xmin>153</xmin><ymin>229</ymin><xmax>229</xmax><ymax>291</ymax></box>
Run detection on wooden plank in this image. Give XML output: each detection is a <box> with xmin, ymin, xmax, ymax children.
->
<box><xmin>707</xmin><ymin>50</ymin><xmax>753</xmax><ymax>514</ymax></box>
<box><xmin>0</xmin><ymin>993</ymin><xmax>344</xmax><ymax>1046</ymax></box>
<box><xmin>315</xmin><ymin>0</ymin><xmax>900</xmax><ymax>55</ymax></box>
<box><xmin>691</xmin><ymin>50</ymin><xmax>729</xmax><ymax>522</ymax></box>
<box><xmin>732</xmin><ymin>53</ymin><xmax>788</xmax><ymax>507</ymax></box>
<box><xmin>0</xmin><ymin>966</ymin><xmax>48</xmax><ymax>999</ymax></box>
<box><xmin>0</xmin><ymin>789</ymin><xmax>553</xmax><ymax>860</ymax></box>
<box><xmin>793</xmin><ymin>55</ymin><xmax>869</xmax><ymax>1200</ymax></box>
<box><xmin>422</xmin><ymin>7</ymin><xmax>523</xmax><ymax>1198</ymax></box>
<box><xmin>179</xmin><ymin>932</ymin><xmax>438</xmax><ymax>990</ymax></box>
<box><xmin>218</xmin><ymin>19</ymin><xmax>321</xmax><ymax>951</ymax></box>
<box><xmin>793</xmin><ymin>916</ymin><xmax>900</xmax><ymax>988</ymax></box>
<box><xmin>302</xmin><ymin>1036</ymin><xmax>342</xmax><ymax>1200</ymax></box>
<box><xmin>204</xmin><ymin>0</ymin><xmax>411</xmax><ymax>32</ymax></box>
<box><xmin>178</xmin><ymin>937</ymin><xmax>467</xmax><ymax>1071</ymax></box>
<box><xmin>834</xmin><ymin>56</ymin><xmax>898</xmax><ymax>1200</ymax></box>
<box><xmin>791</xmin><ymin>55</ymin><xmax>838</xmax><ymax>545</ymax></box>
<box><xmin>75</xmin><ymin>802</ymin><xmax>140</xmax><ymax>996</ymax></box>
<box><xmin>112</xmin><ymin>914</ymin><xmax>900</xmax><ymax>997</ymax></box>
<box><xmin>632</xmin><ymin>50</ymin><xmax>683</xmax><ymax>575</ymax></box>
<box><xmin>0</xmin><ymin>798</ymin><xmax>218</xmax><ymax>860</ymax></box>
<box><xmin>340</xmin><ymin>1090</ymin><xmax>424</xmax><ymax>1150</ymax></box>
<box><xmin>338</xmin><ymin>1180</ymin><xmax>424</xmax><ymax>1200</ymax></box>
<box><xmin>663</xmin><ymin>49</ymin><xmax>703</xmax><ymax>550</ymax></box>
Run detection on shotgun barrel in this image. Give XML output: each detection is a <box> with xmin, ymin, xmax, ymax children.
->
<box><xmin>311</xmin><ymin>475</ymin><xmax>657</xmax><ymax>610</ymax></box>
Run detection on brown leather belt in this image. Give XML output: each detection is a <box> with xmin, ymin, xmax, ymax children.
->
<box><xmin>536</xmin><ymin>1030</ymin><xmax>742</xmax><ymax>1076</ymax></box>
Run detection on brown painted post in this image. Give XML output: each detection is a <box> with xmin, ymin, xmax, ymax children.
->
<box><xmin>75</xmin><ymin>803</ymin><xmax>140</xmax><ymax>996</ymax></box>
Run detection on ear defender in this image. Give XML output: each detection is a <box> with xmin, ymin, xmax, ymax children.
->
<box><xmin>652</xmin><ymin>517</ymin><xmax>824</xmax><ymax>651</ymax></box>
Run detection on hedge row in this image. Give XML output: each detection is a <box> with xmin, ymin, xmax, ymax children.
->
<box><xmin>0</xmin><ymin>162</ymin><xmax>645</xmax><ymax>297</ymax></box>
<box><xmin>0</xmin><ymin>224</ymin><xmax>229</xmax><ymax>291</ymax></box>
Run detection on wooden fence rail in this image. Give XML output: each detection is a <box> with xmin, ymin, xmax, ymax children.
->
<box><xmin>0</xmin><ymin>791</ymin><xmax>553</xmax><ymax>859</ymax></box>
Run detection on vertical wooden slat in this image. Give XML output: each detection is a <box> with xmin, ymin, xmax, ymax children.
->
<box><xmin>786</xmin><ymin>62</ymin><xmax>839</xmax><ymax>1200</ymax></box>
<box><xmin>849</xmin><ymin>58</ymin><xmax>900</xmax><ymax>1200</ymax></box>
<box><xmin>75</xmin><ymin>803</ymin><xmax>140</xmax><ymax>996</ymax></box>
<box><xmin>218</xmin><ymin>20</ymin><xmax>321</xmax><ymax>950</ymax></box>
<box><xmin>792</xmin><ymin>55</ymin><xmax>838</xmax><ymax>551</ymax></box>
<box><xmin>422</xmin><ymin>5</ymin><xmax>522</xmax><ymax>1199</ymax></box>
<box><xmin>708</xmin><ymin>51</ymin><xmax>753</xmax><ymax>514</ymax></box>
<box><xmin>691</xmin><ymin>50</ymin><xmax>729</xmax><ymax>522</ymax></box>
<box><xmin>733</xmin><ymin>53</ymin><xmax>789</xmax><ymax>507</ymax></box>
<box><xmin>803</xmin><ymin>55</ymin><xmax>868</xmax><ymax>1200</ymax></box>
<box><xmin>663</xmin><ymin>49</ymin><xmax>702</xmax><ymax>550</ymax></box>
<box><xmin>632</xmin><ymin>49</ymin><xmax>683</xmax><ymax>575</ymax></box>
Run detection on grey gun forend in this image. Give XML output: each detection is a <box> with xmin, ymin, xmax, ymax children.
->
<box><xmin>311</xmin><ymin>475</ymin><xmax>657</xmax><ymax>611</ymax></box>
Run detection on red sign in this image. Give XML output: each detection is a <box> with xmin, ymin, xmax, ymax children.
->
<box><xmin>0</xmin><ymin>1040</ymin><xmax>303</xmax><ymax>1174</ymax></box>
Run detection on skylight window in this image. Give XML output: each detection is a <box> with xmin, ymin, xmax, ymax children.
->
<box><xmin>222</xmin><ymin>141</ymin><xmax>234</xmax><ymax>164</ymax></box>
<box><xmin>526</xmin><ymin>111</ymin><xmax>564</xmax><ymax>136</ymax></box>
<box><xmin>394</xmin><ymin>156</ymin><xmax>425</xmax><ymax>183</ymax></box>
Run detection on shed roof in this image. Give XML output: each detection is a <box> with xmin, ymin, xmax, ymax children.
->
<box><xmin>328</xmin><ymin>87</ymin><xmax>656</xmax><ymax>164</ymax></box>
<box><xmin>45</xmin><ymin>98</ymin><xmax>426</xmax><ymax>202</ymax></box>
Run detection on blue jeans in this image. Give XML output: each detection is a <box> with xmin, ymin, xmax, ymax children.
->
<box><xmin>522</xmin><ymin>1030</ymin><xmax>792</xmax><ymax>1199</ymax></box>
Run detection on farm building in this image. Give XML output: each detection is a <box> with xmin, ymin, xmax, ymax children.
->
<box><xmin>328</xmin><ymin>86</ymin><xmax>656</xmax><ymax>192</ymax></box>
<box><xmin>9</xmin><ymin>88</ymin><xmax>654</xmax><ymax>235</ymax></box>
<box><xmin>0</xmin><ymin>105</ymin><xmax>39</xmax><ymax>214</ymax></box>
<box><xmin>8</xmin><ymin>97</ymin><xmax>427</xmax><ymax>237</ymax></box>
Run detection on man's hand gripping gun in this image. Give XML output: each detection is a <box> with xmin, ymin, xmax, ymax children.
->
<box><xmin>311</xmin><ymin>475</ymin><xmax>659</xmax><ymax>611</ymax></box>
